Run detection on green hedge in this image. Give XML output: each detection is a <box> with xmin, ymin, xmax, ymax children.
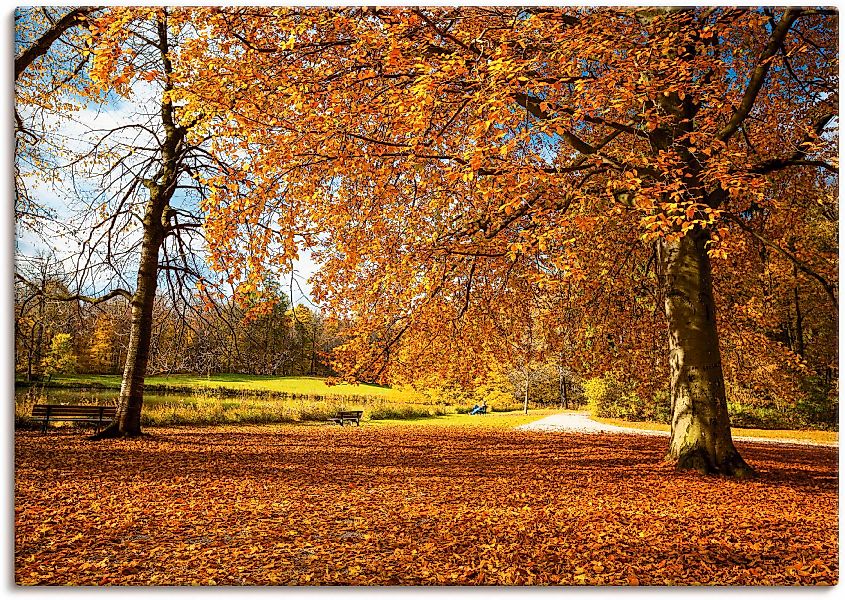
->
<box><xmin>584</xmin><ymin>376</ymin><xmax>670</xmax><ymax>423</ymax></box>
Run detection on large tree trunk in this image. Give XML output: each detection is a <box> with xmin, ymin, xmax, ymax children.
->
<box><xmin>658</xmin><ymin>229</ymin><xmax>754</xmax><ymax>478</ymax></box>
<box><xmin>91</xmin><ymin>14</ymin><xmax>182</xmax><ymax>439</ymax></box>
<box><xmin>92</xmin><ymin>215</ymin><xmax>164</xmax><ymax>438</ymax></box>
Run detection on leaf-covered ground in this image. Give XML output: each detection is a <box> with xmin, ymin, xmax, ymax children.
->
<box><xmin>15</xmin><ymin>425</ymin><xmax>837</xmax><ymax>585</ymax></box>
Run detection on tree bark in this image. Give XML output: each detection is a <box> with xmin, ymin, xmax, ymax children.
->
<box><xmin>94</xmin><ymin>216</ymin><xmax>164</xmax><ymax>438</ymax></box>
<box><xmin>658</xmin><ymin>229</ymin><xmax>754</xmax><ymax>478</ymax></box>
<box><xmin>91</xmin><ymin>13</ymin><xmax>182</xmax><ymax>439</ymax></box>
<box><xmin>523</xmin><ymin>371</ymin><xmax>529</xmax><ymax>415</ymax></box>
<box><xmin>791</xmin><ymin>252</ymin><xmax>805</xmax><ymax>357</ymax></box>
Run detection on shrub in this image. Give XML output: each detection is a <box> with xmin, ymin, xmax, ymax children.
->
<box><xmin>651</xmin><ymin>389</ymin><xmax>672</xmax><ymax>424</ymax></box>
<box><xmin>725</xmin><ymin>377</ymin><xmax>839</xmax><ymax>431</ymax></box>
<box><xmin>584</xmin><ymin>375</ymin><xmax>643</xmax><ymax>420</ymax></box>
<box><xmin>583</xmin><ymin>377</ymin><xmax>609</xmax><ymax>416</ymax></box>
<box><xmin>727</xmin><ymin>403</ymin><xmax>789</xmax><ymax>430</ymax></box>
<box><xmin>42</xmin><ymin>334</ymin><xmax>77</xmax><ymax>377</ymax></box>
<box><xmin>584</xmin><ymin>375</ymin><xmax>668</xmax><ymax>422</ymax></box>
<box><xmin>796</xmin><ymin>377</ymin><xmax>838</xmax><ymax>427</ymax></box>
<box><xmin>369</xmin><ymin>404</ymin><xmax>446</xmax><ymax>420</ymax></box>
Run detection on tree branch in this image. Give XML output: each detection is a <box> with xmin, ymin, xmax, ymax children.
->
<box><xmin>15</xmin><ymin>273</ymin><xmax>132</xmax><ymax>305</ymax></box>
<box><xmin>15</xmin><ymin>7</ymin><xmax>97</xmax><ymax>80</ymax></box>
<box><xmin>751</xmin><ymin>112</ymin><xmax>837</xmax><ymax>175</ymax></box>
<box><xmin>725</xmin><ymin>213</ymin><xmax>838</xmax><ymax>311</ymax></box>
<box><xmin>716</xmin><ymin>8</ymin><xmax>800</xmax><ymax>143</ymax></box>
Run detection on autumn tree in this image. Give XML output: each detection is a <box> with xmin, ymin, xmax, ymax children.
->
<box><xmin>14</xmin><ymin>253</ymin><xmax>80</xmax><ymax>381</ymax></box>
<box><xmin>87</xmin><ymin>301</ymin><xmax>131</xmax><ymax>374</ymax></box>
<box><xmin>42</xmin><ymin>333</ymin><xmax>78</xmax><ymax>378</ymax></box>
<box><xmin>14</xmin><ymin>7</ymin><xmax>101</xmax><ymax>230</ymax></box>
<box><xmin>16</xmin><ymin>7</ymin><xmax>837</xmax><ymax>470</ymax></box>
<box><xmin>187</xmin><ymin>7</ymin><xmax>837</xmax><ymax>476</ymax></box>
<box><xmin>14</xmin><ymin>7</ymin><xmax>235</xmax><ymax>437</ymax></box>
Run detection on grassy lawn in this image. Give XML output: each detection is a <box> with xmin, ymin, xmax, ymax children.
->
<box><xmin>18</xmin><ymin>374</ymin><xmax>836</xmax><ymax>443</ymax></box>
<box><xmin>17</xmin><ymin>375</ymin><xmax>534</xmax><ymax>427</ymax></box>
<box><xmin>367</xmin><ymin>408</ymin><xmax>562</xmax><ymax>429</ymax></box>
<box><xmin>592</xmin><ymin>415</ymin><xmax>838</xmax><ymax>445</ymax></box>
<box><xmin>35</xmin><ymin>373</ymin><xmax>414</xmax><ymax>401</ymax></box>
<box><xmin>15</xmin><ymin>425</ymin><xmax>838</xmax><ymax>585</ymax></box>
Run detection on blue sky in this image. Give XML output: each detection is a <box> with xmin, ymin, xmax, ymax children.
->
<box><xmin>12</xmin><ymin>14</ymin><xmax>319</xmax><ymax>308</ymax></box>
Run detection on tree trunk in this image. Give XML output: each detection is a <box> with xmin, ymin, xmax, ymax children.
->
<box><xmin>792</xmin><ymin>262</ymin><xmax>805</xmax><ymax>357</ymax></box>
<box><xmin>523</xmin><ymin>373</ymin><xmax>529</xmax><ymax>415</ymax></box>
<box><xmin>563</xmin><ymin>377</ymin><xmax>569</xmax><ymax>410</ymax></box>
<box><xmin>93</xmin><ymin>216</ymin><xmax>164</xmax><ymax>438</ymax></box>
<box><xmin>658</xmin><ymin>229</ymin><xmax>754</xmax><ymax>478</ymax></box>
<box><xmin>91</xmin><ymin>14</ymin><xmax>182</xmax><ymax>439</ymax></box>
<box><xmin>558</xmin><ymin>366</ymin><xmax>568</xmax><ymax>410</ymax></box>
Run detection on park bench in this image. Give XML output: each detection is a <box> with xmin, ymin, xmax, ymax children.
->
<box><xmin>327</xmin><ymin>410</ymin><xmax>363</xmax><ymax>426</ymax></box>
<box><xmin>31</xmin><ymin>404</ymin><xmax>116</xmax><ymax>434</ymax></box>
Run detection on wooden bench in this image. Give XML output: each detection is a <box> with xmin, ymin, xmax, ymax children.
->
<box><xmin>31</xmin><ymin>404</ymin><xmax>117</xmax><ymax>434</ymax></box>
<box><xmin>327</xmin><ymin>410</ymin><xmax>363</xmax><ymax>426</ymax></box>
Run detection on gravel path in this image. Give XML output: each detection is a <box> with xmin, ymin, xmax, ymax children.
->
<box><xmin>516</xmin><ymin>411</ymin><xmax>838</xmax><ymax>447</ymax></box>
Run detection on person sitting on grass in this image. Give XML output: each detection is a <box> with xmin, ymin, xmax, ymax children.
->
<box><xmin>469</xmin><ymin>401</ymin><xmax>487</xmax><ymax>415</ymax></box>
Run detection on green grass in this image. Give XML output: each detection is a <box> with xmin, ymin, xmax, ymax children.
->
<box><xmin>592</xmin><ymin>416</ymin><xmax>838</xmax><ymax>445</ymax></box>
<box><xmin>16</xmin><ymin>375</ymin><xmax>550</xmax><ymax>429</ymax></box>
<box><xmin>25</xmin><ymin>374</ymin><xmax>834</xmax><ymax>443</ymax></box>
<box><xmin>16</xmin><ymin>379</ymin><xmax>558</xmax><ymax>430</ymax></box>
<box><xmin>28</xmin><ymin>373</ymin><xmax>416</xmax><ymax>401</ymax></box>
<box><xmin>367</xmin><ymin>408</ymin><xmax>561</xmax><ymax>429</ymax></box>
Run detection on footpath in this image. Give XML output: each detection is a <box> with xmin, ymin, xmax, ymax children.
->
<box><xmin>516</xmin><ymin>412</ymin><xmax>838</xmax><ymax>447</ymax></box>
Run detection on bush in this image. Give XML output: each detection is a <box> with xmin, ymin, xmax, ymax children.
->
<box><xmin>725</xmin><ymin>377</ymin><xmax>838</xmax><ymax>431</ymax></box>
<box><xmin>652</xmin><ymin>389</ymin><xmax>672</xmax><ymax>424</ymax></box>
<box><xmin>368</xmin><ymin>404</ymin><xmax>451</xmax><ymax>420</ymax></box>
<box><xmin>796</xmin><ymin>377</ymin><xmax>838</xmax><ymax>427</ymax></box>
<box><xmin>42</xmin><ymin>334</ymin><xmax>77</xmax><ymax>377</ymax></box>
<box><xmin>584</xmin><ymin>375</ymin><xmax>669</xmax><ymax>422</ymax></box>
<box><xmin>584</xmin><ymin>375</ymin><xmax>641</xmax><ymax>420</ymax></box>
<box><xmin>727</xmin><ymin>403</ymin><xmax>791</xmax><ymax>430</ymax></box>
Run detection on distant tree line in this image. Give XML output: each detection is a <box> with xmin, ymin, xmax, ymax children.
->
<box><xmin>15</xmin><ymin>255</ymin><xmax>343</xmax><ymax>381</ymax></box>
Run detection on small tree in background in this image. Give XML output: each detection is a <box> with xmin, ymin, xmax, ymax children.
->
<box><xmin>42</xmin><ymin>333</ymin><xmax>77</xmax><ymax>379</ymax></box>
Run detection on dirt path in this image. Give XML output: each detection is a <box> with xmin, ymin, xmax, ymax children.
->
<box><xmin>516</xmin><ymin>411</ymin><xmax>838</xmax><ymax>447</ymax></box>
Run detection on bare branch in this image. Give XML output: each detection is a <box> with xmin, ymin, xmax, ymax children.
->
<box><xmin>15</xmin><ymin>273</ymin><xmax>132</xmax><ymax>304</ymax></box>
<box><xmin>15</xmin><ymin>7</ymin><xmax>98</xmax><ymax>80</ymax></box>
